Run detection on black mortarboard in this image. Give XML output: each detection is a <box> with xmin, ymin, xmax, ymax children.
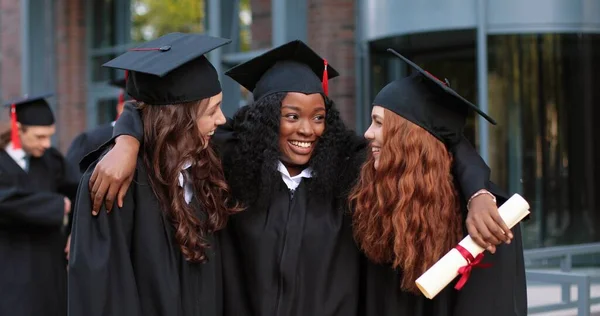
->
<box><xmin>4</xmin><ymin>93</ymin><xmax>55</xmax><ymax>126</ymax></box>
<box><xmin>225</xmin><ymin>40</ymin><xmax>339</xmax><ymax>101</ymax></box>
<box><xmin>373</xmin><ymin>49</ymin><xmax>496</xmax><ymax>145</ymax></box>
<box><xmin>3</xmin><ymin>93</ymin><xmax>55</xmax><ymax>149</ymax></box>
<box><xmin>103</xmin><ymin>33</ymin><xmax>231</xmax><ymax>105</ymax></box>
<box><xmin>109</xmin><ymin>77</ymin><xmax>133</xmax><ymax>102</ymax></box>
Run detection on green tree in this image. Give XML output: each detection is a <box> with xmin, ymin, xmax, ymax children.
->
<box><xmin>131</xmin><ymin>0</ymin><xmax>205</xmax><ymax>42</ymax></box>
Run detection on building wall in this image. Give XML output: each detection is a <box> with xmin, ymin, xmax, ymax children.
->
<box><xmin>54</xmin><ymin>0</ymin><xmax>87</xmax><ymax>152</ymax></box>
<box><xmin>0</xmin><ymin>0</ymin><xmax>23</xmax><ymax>120</ymax></box>
<box><xmin>0</xmin><ymin>0</ymin><xmax>88</xmax><ymax>152</ymax></box>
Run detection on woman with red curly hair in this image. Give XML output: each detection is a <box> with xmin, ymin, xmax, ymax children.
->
<box><xmin>350</xmin><ymin>51</ymin><xmax>527</xmax><ymax>316</ymax></box>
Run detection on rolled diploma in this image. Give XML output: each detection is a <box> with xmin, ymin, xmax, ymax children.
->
<box><xmin>415</xmin><ymin>194</ymin><xmax>530</xmax><ymax>299</ymax></box>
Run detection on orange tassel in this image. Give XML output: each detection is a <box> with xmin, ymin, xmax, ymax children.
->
<box><xmin>10</xmin><ymin>104</ymin><xmax>21</xmax><ymax>149</ymax></box>
<box><xmin>322</xmin><ymin>59</ymin><xmax>329</xmax><ymax>96</ymax></box>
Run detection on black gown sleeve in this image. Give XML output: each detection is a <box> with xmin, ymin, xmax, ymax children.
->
<box><xmin>0</xmin><ymin>186</ymin><xmax>65</xmax><ymax>227</ymax></box>
<box><xmin>68</xmin><ymin>162</ymin><xmax>141</xmax><ymax>316</ymax></box>
<box><xmin>112</xmin><ymin>103</ymin><xmax>144</xmax><ymax>142</ymax></box>
<box><xmin>65</xmin><ymin>132</ymin><xmax>90</xmax><ymax>177</ymax></box>
<box><xmin>450</xmin><ymin>135</ymin><xmax>492</xmax><ymax>200</ymax></box>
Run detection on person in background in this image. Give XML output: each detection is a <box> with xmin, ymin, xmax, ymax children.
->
<box><xmin>0</xmin><ymin>93</ymin><xmax>79</xmax><ymax>316</ymax></box>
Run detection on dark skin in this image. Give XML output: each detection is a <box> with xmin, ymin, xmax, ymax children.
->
<box><xmin>278</xmin><ymin>92</ymin><xmax>326</xmax><ymax>176</ymax></box>
<box><xmin>88</xmin><ymin>93</ymin><xmax>512</xmax><ymax>253</ymax></box>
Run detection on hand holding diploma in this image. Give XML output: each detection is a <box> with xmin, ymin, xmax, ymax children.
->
<box><xmin>415</xmin><ymin>194</ymin><xmax>530</xmax><ymax>299</ymax></box>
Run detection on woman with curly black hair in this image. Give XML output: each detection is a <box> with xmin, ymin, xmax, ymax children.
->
<box><xmin>85</xmin><ymin>40</ymin><xmax>499</xmax><ymax>316</ymax></box>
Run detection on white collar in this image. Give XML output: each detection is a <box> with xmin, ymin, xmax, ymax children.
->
<box><xmin>277</xmin><ymin>161</ymin><xmax>312</xmax><ymax>191</ymax></box>
<box><xmin>177</xmin><ymin>161</ymin><xmax>193</xmax><ymax>187</ymax></box>
<box><xmin>4</xmin><ymin>142</ymin><xmax>28</xmax><ymax>170</ymax></box>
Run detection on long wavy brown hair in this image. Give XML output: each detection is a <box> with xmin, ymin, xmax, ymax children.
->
<box><xmin>349</xmin><ymin>109</ymin><xmax>463</xmax><ymax>293</ymax></box>
<box><xmin>139</xmin><ymin>99</ymin><xmax>241</xmax><ymax>263</ymax></box>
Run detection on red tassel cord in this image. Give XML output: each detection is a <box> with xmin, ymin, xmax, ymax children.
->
<box><xmin>322</xmin><ymin>59</ymin><xmax>329</xmax><ymax>96</ymax></box>
<box><xmin>10</xmin><ymin>104</ymin><xmax>21</xmax><ymax>150</ymax></box>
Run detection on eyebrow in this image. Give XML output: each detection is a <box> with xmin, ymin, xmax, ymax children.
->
<box><xmin>372</xmin><ymin>114</ymin><xmax>383</xmax><ymax>120</ymax></box>
<box><xmin>281</xmin><ymin>105</ymin><xmax>326</xmax><ymax>112</ymax></box>
<box><xmin>208</xmin><ymin>101</ymin><xmax>222</xmax><ymax>110</ymax></box>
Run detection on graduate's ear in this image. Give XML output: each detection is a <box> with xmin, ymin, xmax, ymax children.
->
<box><xmin>16</xmin><ymin>122</ymin><xmax>25</xmax><ymax>133</ymax></box>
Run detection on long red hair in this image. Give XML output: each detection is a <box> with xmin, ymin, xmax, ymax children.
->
<box><xmin>349</xmin><ymin>109</ymin><xmax>463</xmax><ymax>293</ymax></box>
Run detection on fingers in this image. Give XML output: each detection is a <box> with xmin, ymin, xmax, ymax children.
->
<box><xmin>491</xmin><ymin>210</ymin><xmax>513</xmax><ymax>242</ymax></box>
<box><xmin>483</xmin><ymin>215</ymin><xmax>507</xmax><ymax>245</ymax></box>
<box><xmin>466</xmin><ymin>220</ymin><xmax>490</xmax><ymax>251</ymax></box>
<box><xmin>117</xmin><ymin>176</ymin><xmax>133</xmax><ymax>208</ymax></box>
<box><xmin>89</xmin><ymin>166</ymin><xmax>99</xmax><ymax>192</ymax></box>
<box><xmin>104</xmin><ymin>182</ymin><xmax>120</xmax><ymax>213</ymax></box>
<box><xmin>466</xmin><ymin>218</ymin><xmax>499</xmax><ymax>254</ymax></box>
<box><xmin>91</xmin><ymin>177</ymin><xmax>108</xmax><ymax>216</ymax></box>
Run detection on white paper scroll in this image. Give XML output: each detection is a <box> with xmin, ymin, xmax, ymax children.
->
<box><xmin>415</xmin><ymin>194</ymin><xmax>530</xmax><ymax>299</ymax></box>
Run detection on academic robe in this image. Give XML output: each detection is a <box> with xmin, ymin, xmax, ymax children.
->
<box><xmin>68</xmin><ymin>155</ymin><xmax>223</xmax><ymax>316</ymax></box>
<box><xmin>360</xmin><ymin>184</ymin><xmax>528</xmax><ymax>316</ymax></box>
<box><xmin>111</xmin><ymin>103</ymin><xmax>502</xmax><ymax>316</ymax></box>
<box><xmin>0</xmin><ymin>147</ymin><xmax>79</xmax><ymax>316</ymax></box>
<box><xmin>66</xmin><ymin>122</ymin><xmax>114</xmax><ymax>176</ymax></box>
<box><xmin>64</xmin><ymin>122</ymin><xmax>114</xmax><ymax>232</ymax></box>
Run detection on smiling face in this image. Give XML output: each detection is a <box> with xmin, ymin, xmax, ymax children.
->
<box><xmin>196</xmin><ymin>92</ymin><xmax>226</xmax><ymax>148</ymax></box>
<box><xmin>278</xmin><ymin>92</ymin><xmax>326</xmax><ymax>176</ymax></box>
<box><xmin>364</xmin><ymin>105</ymin><xmax>385</xmax><ymax>170</ymax></box>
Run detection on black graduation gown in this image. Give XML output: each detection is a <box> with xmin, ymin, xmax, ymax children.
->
<box><xmin>68</xmin><ymin>156</ymin><xmax>223</xmax><ymax>316</ymax></box>
<box><xmin>220</xmin><ymin>180</ymin><xmax>362</xmax><ymax>316</ymax></box>
<box><xmin>111</xmin><ymin>104</ymin><xmax>505</xmax><ymax>316</ymax></box>
<box><xmin>64</xmin><ymin>122</ymin><xmax>114</xmax><ymax>232</ymax></box>
<box><xmin>0</xmin><ymin>147</ymin><xmax>79</xmax><ymax>316</ymax></box>
<box><xmin>360</xmin><ymin>185</ymin><xmax>528</xmax><ymax>316</ymax></box>
<box><xmin>65</xmin><ymin>122</ymin><xmax>114</xmax><ymax>175</ymax></box>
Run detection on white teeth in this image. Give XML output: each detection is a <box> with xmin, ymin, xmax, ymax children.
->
<box><xmin>207</xmin><ymin>130</ymin><xmax>215</xmax><ymax>136</ymax></box>
<box><xmin>372</xmin><ymin>147</ymin><xmax>380</xmax><ymax>152</ymax></box>
<box><xmin>290</xmin><ymin>141</ymin><xmax>312</xmax><ymax>148</ymax></box>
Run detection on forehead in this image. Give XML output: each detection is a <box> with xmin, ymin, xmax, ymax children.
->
<box><xmin>371</xmin><ymin>105</ymin><xmax>385</xmax><ymax>117</ymax></box>
<box><xmin>24</xmin><ymin>125</ymin><xmax>56</xmax><ymax>135</ymax></box>
<box><xmin>282</xmin><ymin>92</ymin><xmax>325</xmax><ymax>107</ymax></box>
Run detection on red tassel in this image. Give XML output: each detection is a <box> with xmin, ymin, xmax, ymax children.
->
<box><xmin>10</xmin><ymin>104</ymin><xmax>21</xmax><ymax>150</ymax></box>
<box><xmin>322</xmin><ymin>59</ymin><xmax>329</xmax><ymax>96</ymax></box>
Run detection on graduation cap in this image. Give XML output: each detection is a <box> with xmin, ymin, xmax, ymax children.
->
<box><xmin>103</xmin><ymin>33</ymin><xmax>231</xmax><ymax>106</ymax></box>
<box><xmin>372</xmin><ymin>49</ymin><xmax>496</xmax><ymax>145</ymax></box>
<box><xmin>109</xmin><ymin>75</ymin><xmax>133</xmax><ymax>103</ymax></box>
<box><xmin>225</xmin><ymin>40</ymin><xmax>339</xmax><ymax>101</ymax></box>
<box><xmin>3</xmin><ymin>93</ymin><xmax>55</xmax><ymax>149</ymax></box>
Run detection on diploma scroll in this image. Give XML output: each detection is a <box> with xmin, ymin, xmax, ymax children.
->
<box><xmin>415</xmin><ymin>194</ymin><xmax>530</xmax><ymax>299</ymax></box>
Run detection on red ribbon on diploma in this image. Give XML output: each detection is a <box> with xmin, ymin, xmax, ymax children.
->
<box><xmin>454</xmin><ymin>244</ymin><xmax>492</xmax><ymax>290</ymax></box>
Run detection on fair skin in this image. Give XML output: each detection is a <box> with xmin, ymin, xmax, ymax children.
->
<box><xmin>18</xmin><ymin>123</ymin><xmax>55</xmax><ymax>158</ymax></box>
<box><xmin>18</xmin><ymin>124</ymin><xmax>71</xmax><ymax>217</ymax></box>
<box><xmin>365</xmin><ymin>105</ymin><xmax>512</xmax><ymax>253</ymax></box>
<box><xmin>88</xmin><ymin>93</ymin><xmax>225</xmax><ymax>215</ymax></box>
<box><xmin>279</xmin><ymin>92</ymin><xmax>326</xmax><ymax>176</ymax></box>
<box><xmin>197</xmin><ymin>92</ymin><xmax>226</xmax><ymax>148</ymax></box>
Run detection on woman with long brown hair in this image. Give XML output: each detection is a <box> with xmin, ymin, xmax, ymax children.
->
<box><xmin>350</xmin><ymin>51</ymin><xmax>527</xmax><ymax>316</ymax></box>
<box><xmin>68</xmin><ymin>33</ymin><xmax>241</xmax><ymax>316</ymax></box>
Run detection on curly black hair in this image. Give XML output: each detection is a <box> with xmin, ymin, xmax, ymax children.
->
<box><xmin>222</xmin><ymin>92</ymin><xmax>367</xmax><ymax>210</ymax></box>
